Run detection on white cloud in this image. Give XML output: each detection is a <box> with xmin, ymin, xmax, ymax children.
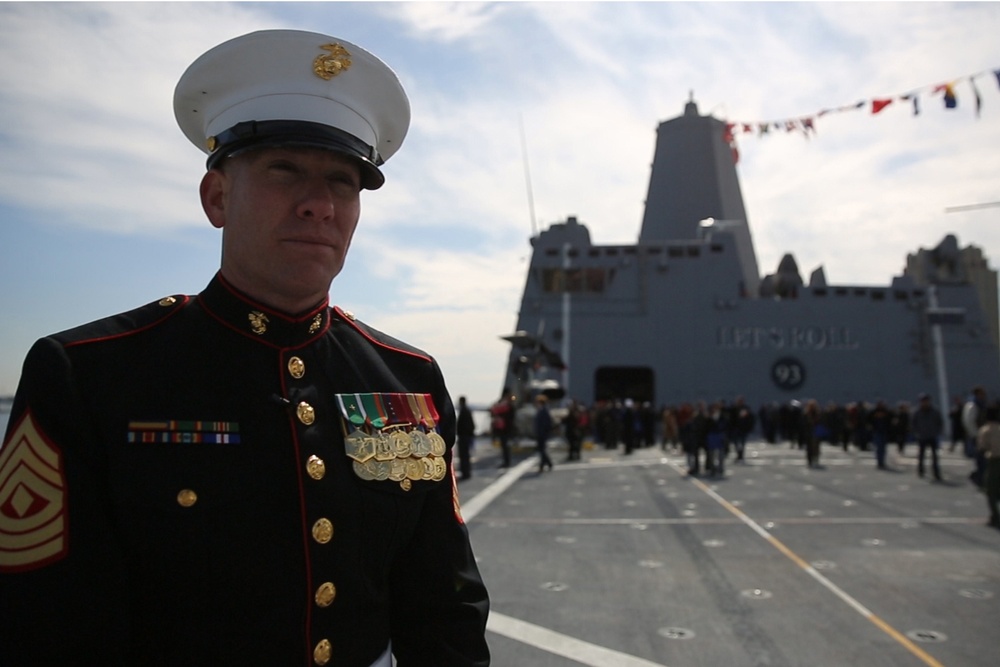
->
<box><xmin>390</xmin><ymin>1</ymin><xmax>508</xmax><ymax>42</ymax></box>
<box><xmin>335</xmin><ymin>241</ymin><xmax>527</xmax><ymax>403</ymax></box>
<box><xmin>0</xmin><ymin>3</ymin><xmax>280</xmax><ymax>231</ymax></box>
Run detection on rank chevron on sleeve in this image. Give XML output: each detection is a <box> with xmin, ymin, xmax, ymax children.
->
<box><xmin>0</xmin><ymin>411</ymin><xmax>68</xmax><ymax>572</ymax></box>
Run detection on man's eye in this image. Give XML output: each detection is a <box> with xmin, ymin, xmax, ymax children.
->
<box><xmin>333</xmin><ymin>175</ymin><xmax>358</xmax><ymax>187</ymax></box>
<box><xmin>268</xmin><ymin>161</ymin><xmax>299</xmax><ymax>174</ymax></box>
<box><xmin>329</xmin><ymin>174</ymin><xmax>360</xmax><ymax>191</ymax></box>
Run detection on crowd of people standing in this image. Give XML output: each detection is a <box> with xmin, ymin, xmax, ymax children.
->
<box><xmin>490</xmin><ymin>387</ymin><xmax>1000</xmax><ymax>529</ymax></box>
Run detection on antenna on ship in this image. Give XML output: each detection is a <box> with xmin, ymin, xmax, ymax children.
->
<box><xmin>945</xmin><ymin>201</ymin><xmax>1000</xmax><ymax>213</ymax></box>
<box><xmin>518</xmin><ymin>113</ymin><xmax>539</xmax><ymax>238</ymax></box>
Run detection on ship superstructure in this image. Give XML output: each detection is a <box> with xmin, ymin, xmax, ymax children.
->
<box><xmin>501</xmin><ymin>101</ymin><xmax>1000</xmax><ymax>410</ymax></box>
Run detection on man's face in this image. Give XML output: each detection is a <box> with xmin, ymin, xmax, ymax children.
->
<box><xmin>200</xmin><ymin>146</ymin><xmax>362</xmax><ymax>313</ymax></box>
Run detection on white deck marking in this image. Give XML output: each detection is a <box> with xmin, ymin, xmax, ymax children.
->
<box><xmin>464</xmin><ymin>456</ymin><xmax>672</xmax><ymax>666</ymax></box>
<box><xmin>487</xmin><ymin>612</ymin><xmax>671</xmax><ymax>667</ymax></box>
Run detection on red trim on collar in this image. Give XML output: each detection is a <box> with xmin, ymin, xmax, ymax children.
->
<box><xmin>215</xmin><ymin>273</ymin><xmax>328</xmax><ymax>324</ymax></box>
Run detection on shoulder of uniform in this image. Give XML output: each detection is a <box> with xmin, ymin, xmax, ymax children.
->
<box><xmin>52</xmin><ymin>294</ymin><xmax>191</xmax><ymax>348</ymax></box>
<box><xmin>332</xmin><ymin>306</ymin><xmax>433</xmax><ymax>363</ymax></box>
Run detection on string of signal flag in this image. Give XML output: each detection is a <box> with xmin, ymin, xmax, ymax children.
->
<box><xmin>722</xmin><ymin>67</ymin><xmax>1000</xmax><ymax>162</ymax></box>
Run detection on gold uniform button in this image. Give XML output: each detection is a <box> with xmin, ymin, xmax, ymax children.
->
<box><xmin>343</xmin><ymin>310</ymin><xmax>356</xmax><ymax>321</ymax></box>
<box><xmin>297</xmin><ymin>402</ymin><xmax>316</xmax><ymax>425</ymax></box>
<box><xmin>306</xmin><ymin>455</ymin><xmax>326</xmax><ymax>480</ymax></box>
<box><xmin>315</xmin><ymin>581</ymin><xmax>336</xmax><ymax>607</ymax></box>
<box><xmin>158</xmin><ymin>296</ymin><xmax>177</xmax><ymax>307</ymax></box>
<box><xmin>288</xmin><ymin>356</ymin><xmax>305</xmax><ymax>379</ymax></box>
<box><xmin>312</xmin><ymin>518</ymin><xmax>333</xmax><ymax>544</ymax></box>
<box><xmin>313</xmin><ymin>638</ymin><xmax>332</xmax><ymax>666</ymax></box>
<box><xmin>177</xmin><ymin>489</ymin><xmax>198</xmax><ymax>507</ymax></box>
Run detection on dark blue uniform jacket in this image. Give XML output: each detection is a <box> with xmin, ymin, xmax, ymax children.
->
<box><xmin>0</xmin><ymin>274</ymin><xmax>490</xmax><ymax>666</ymax></box>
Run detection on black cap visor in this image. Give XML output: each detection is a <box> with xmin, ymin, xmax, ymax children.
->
<box><xmin>208</xmin><ymin>120</ymin><xmax>385</xmax><ymax>189</ymax></box>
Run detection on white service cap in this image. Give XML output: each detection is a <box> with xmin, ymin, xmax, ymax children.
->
<box><xmin>174</xmin><ymin>29</ymin><xmax>410</xmax><ymax>189</ymax></box>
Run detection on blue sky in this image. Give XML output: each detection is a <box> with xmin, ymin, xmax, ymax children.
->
<box><xmin>1</xmin><ymin>1</ymin><xmax>999</xmax><ymax>404</ymax></box>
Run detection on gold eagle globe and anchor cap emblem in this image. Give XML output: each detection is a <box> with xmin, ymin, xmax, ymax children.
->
<box><xmin>313</xmin><ymin>44</ymin><xmax>352</xmax><ymax>80</ymax></box>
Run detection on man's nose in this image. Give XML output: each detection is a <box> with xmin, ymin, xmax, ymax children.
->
<box><xmin>296</xmin><ymin>182</ymin><xmax>337</xmax><ymax>221</ymax></box>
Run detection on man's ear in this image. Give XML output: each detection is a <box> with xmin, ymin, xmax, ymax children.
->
<box><xmin>200</xmin><ymin>169</ymin><xmax>228</xmax><ymax>229</ymax></box>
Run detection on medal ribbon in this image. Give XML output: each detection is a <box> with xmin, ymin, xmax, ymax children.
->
<box><xmin>406</xmin><ymin>393</ymin><xmax>429</xmax><ymax>430</ymax></box>
<box><xmin>336</xmin><ymin>394</ymin><xmax>367</xmax><ymax>427</ymax></box>
<box><xmin>414</xmin><ymin>394</ymin><xmax>439</xmax><ymax>429</ymax></box>
<box><xmin>359</xmin><ymin>393</ymin><xmax>388</xmax><ymax>429</ymax></box>
<box><xmin>388</xmin><ymin>393</ymin><xmax>416</xmax><ymax>428</ymax></box>
<box><xmin>382</xmin><ymin>393</ymin><xmax>402</xmax><ymax>425</ymax></box>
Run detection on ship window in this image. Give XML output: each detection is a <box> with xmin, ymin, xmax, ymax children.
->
<box><xmin>913</xmin><ymin>289</ymin><xmax>925</xmax><ymax>297</ymax></box>
<box><xmin>545</xmin><ymin>248</ymin><xmax>559</xmax><ymax>257</ymax></box>
<box><xmin>894</xmin><ymin>290</ymin><xmax>908</xmax><ymax>301</ymax></box>
<box><xmin>668</xmin><ymin>246</ymin><xmax>683</xmax><ymax>258</ymax></box>
<box><xmin>854</xmin><ymin>288</ymin><xmax>867</xmax><ymax>296</ymax></box>
<box><xmin>624</xmin><ymin>247</ymin><xmax>637</xmax><ymax>255</ymax></box>
<box><xmin>687</xmin><ymin>247</ymin><xmax>700</xmax><ymax>257</ymax></box>
<box><xmin>541</xmin><ymin>268</ymin><xmax>608</xmax><ymax>293</ymax></box>
<box><xmin>871</xmin><ymin>291</ymin><xmax>885</xmax><ymax>301</ymax></box>
<box><xmin>589</xmin><ymin>249</ymin><xmax>600</xmax><ymax>258</ymax></box>
<box><xmin>646</xmin><ymin>247</ymin><xmax>663</xmax><ymax>255</ymax></box>
<box><xmin>710</xmin><ymin>244</ymin><xmax>723</xmax><ymax>253</ymax></box>
<box><xmin>567</xmin><ymin>249</ymin><xmax>580</xmax><ymax>258</ymax></box>
<box><xmin>813</xmin><ymin>289</ymin><xmax>827</xmax><ymax>297</ymax></box>
<box><xmin>835</xmin><ymin>288</ymin><xmax>848</xmax><ymax>296</ymax></box>
<box><xmin>606</xmin><ymin>248</ymin><xmax>619</xmax><ymax>256</ymax></box>
<box><xmin>566</xmin><ymin>269</ymin><xmax>583</xmax><ymax>292</ymax></box>
<box><xmin>542</xmin><ymin>268</ymin><xmax>561</xmax><ymax>292</ymax></box>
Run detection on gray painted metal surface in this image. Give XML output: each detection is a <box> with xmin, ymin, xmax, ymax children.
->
<box><xmin>459</xmin><ymin>437</ymin><xmax>1000</xmax><ymax>667</ymax></box>
<box><xmin>501</xmin><ymin>102</ymin><xmax>1000</xmax><ymax>408</ymax></box>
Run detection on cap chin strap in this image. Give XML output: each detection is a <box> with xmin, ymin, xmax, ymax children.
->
<box><xmin>207</xmin><ymin>120</ymin><xmax>384</xmax><ymax>189</ymax></box>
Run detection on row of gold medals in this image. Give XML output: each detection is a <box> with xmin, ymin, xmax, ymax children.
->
<box><xmin>337</xmin><ymin>393</ymin><xmax>448</xmax><ymax>491</ymax></box>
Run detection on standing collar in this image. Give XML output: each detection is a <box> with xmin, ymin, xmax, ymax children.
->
<box><xmin>198</xmin><ymin>272</ymin><xmax>330</xmax><ymax>348</ymax></box>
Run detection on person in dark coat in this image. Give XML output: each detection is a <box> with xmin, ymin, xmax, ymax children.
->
<box><xmin>802</xmin><ymin>399</ymin><xmax>822</xmax><ymax>468</ymax></box>
<box><xmin>692</xmin><ymin>402</ymin><xmax>711</xmax><ymax>475</ymax></box>
<box><xmin>869</xmin><ymin>400</ymin><xmax>893</xmax><ymax>469</ymax></box>
<box><xmin>0</xmin><ymin>30</ymin><xmax>489</xmax><ymax>667</ymax></box>
<box><xmin>704</xmin><ymin>402</ymin><xmax>728</xmax><ymax>478</ymax></box>
<box><xmin>457</xmin><ymin>396</ymin><xmax>476</xmax><ymax>480</ymax></box>
<box><xmin>949</xmin><ymin>396</ymin><xmax>966</xmax><ymax>453</ymax></box>
<box><xmin>678</xmin><ymin>402</ymin><xmax>699</xmax><ymax>475</ymax></box>
<box><xmin>911</xmin><ymin>393</ymin><xmax>944</xmax><ymax>481</ymax></box>
<box><xmin>621</xmin><ymin>399</ymin><xmax>638</xmax><ymax>455</ymax></box>
<box><xmin>728</xmin><ymin>396</ymin><xmax>755</xmax><ymax>462</ymax></box>
<box><xmin>534</xmin><ymin>395</ymin><xmax>554</xmax><ymax>472</ymax></box>
<box><xmin>563</xmin><ymin>400</ymin><xmax>584</xmax><ymax>461</ymax></box>
<box><xmin>892</xmin><ymin>402</ymin><xmax>911</xmax><ymax>455</ymax></box>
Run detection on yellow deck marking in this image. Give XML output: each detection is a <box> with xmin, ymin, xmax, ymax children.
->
<box><xmin>679</xmin><ymin>466</ymin><xmax>946</xmax><ymax>667</ymax></box>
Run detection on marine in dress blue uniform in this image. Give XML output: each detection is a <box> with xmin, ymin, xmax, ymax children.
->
<box><xmin>0</xmin><ymin>30</ymin><xmax>490</xmax><ymax>666</ymax></box>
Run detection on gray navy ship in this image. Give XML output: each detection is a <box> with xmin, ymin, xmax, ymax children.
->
<box><xmin>500</xmin><ymin>100</ymin><xmax>1000</xmax><ymax>415</ymax></box>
